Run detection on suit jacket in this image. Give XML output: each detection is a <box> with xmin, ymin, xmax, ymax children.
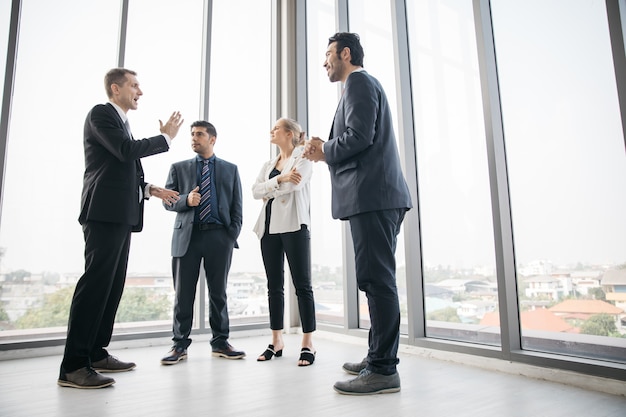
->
<box><xmin>78</xmin><ymin>103</ymin><xmax>170</xmax><ymax>232</ymax></box>
<box><xmin>164</xmin><ymin>156</ymin><xmax>243</xmax><ymax>257</ymax></box>
<box><xmin>323</xmin><ymin>70</ymin><xmax>412</xmax><ymax>220</ymax></box>
<box><xmin>252</xmin><ymin>146</ymin><xmax>312</xmax><ymax>239</ymax></box>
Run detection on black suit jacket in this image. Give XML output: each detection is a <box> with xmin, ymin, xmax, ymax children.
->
<box><xmin>323</xmin><ymin>70</ymin><xmax>412</xmax><ymax>219</ymax></box>
<box><xmin>78</xmin><ymin>103</ymin><xmax>169</xmax><ymax>232</ymax></box>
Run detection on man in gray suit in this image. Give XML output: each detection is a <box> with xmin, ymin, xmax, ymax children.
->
<box><xmin>160</xmin><ymin>121</ymin><xmax>245</xmax><ymax>365</ymax></box>
<box><xmin>305</xmin><ymin>32</ymin><xmax>412</xmax><ymax>395</ymax></box>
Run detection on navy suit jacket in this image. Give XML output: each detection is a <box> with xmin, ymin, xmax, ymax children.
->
<box><xmin>78</xmin><ymin>103</ymin><xmax>169</xmax><ymax>232</ymax></box>
<box><xmin>323</xmin><ymin>70</ymin><xmax>412</xmax><ymax>220</ymax></box>
<box><xmin>164</xmin><ymin>156</ymin><xmax>243</xmax><ymax>257</ymax></box>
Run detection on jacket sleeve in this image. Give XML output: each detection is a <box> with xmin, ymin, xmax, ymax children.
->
<box><xmin>271</xmin><ymin>151</ymin><xmax>312</xmax><ymax>198</ymax></box>
<box><xmin>163</xmin><ymin>163</ymin><xmax>193</xmax><ymax>213</ymax></box>
<box><xmin>252</xmin><ymin>160</ymin><xmax>280</xmax><ymax>200</ymax></box>
<box><xmin>89</xmin><ymin>105</ymin><xmax>169</xmax><ymax>162</ymax></box>
<box><xmin>229</xmin><ymin>166</ymin><xmax>243</xmax><ymax>240</ymax></box>
<box><xmin>323</xmin><ymin>73</ymin><xmax>378</xmax><ymax>166</ymax></box>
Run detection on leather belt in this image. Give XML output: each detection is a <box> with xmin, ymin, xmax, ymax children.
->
<box><xmin>195</xmin><ymin>223</ymin><xmax>223</xmax><ymax>231</ymax></box>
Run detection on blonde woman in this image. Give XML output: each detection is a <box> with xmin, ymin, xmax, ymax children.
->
<box><xmin>252</xmin><ymin>118</ymin><xmax>316</xmax><ymax>366</ymax></box>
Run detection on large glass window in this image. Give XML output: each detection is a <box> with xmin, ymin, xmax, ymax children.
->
<box><xmin>306</xmin><ymin>0</ymin><xmax>344</xmax><ymax>326</ymax></box>
<box><xmin>119</xmin><ymin>0</ymin><xmax>205</xmax><ymax>334</ymax></box>
<box><xmin>0</xmin><ymin>0</ymin><xmax>120</xmax><ymax>338</ymax></box>
<box><xmin>492</xmin><ymin>0</ymin><xmax>626</xmax><ymax>360</ymax></box>
<box><xmin>206</xmin><ymin>0</ymin><xmax>272</xmax><ymax>326</ymax></box>
<box><xmin>406</xmin><ymin>0</ymin><xmax>498</xmax><ymax>345</ymax></box>
<box><xmin>348</xmin><ymin>1</ymin><xmax>409</xmax><ymax>332</ymax></box>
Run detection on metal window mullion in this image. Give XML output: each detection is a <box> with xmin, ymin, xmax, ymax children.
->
<box><xmin>472</xmin><ymin>0</ymin><xmax>521</xmax><ymax>358</ymax></box>
<box><xmin>0</xmin><ymin>0</ymin><xmax>21</xmax><ymax>224</ymax></box>
<box><xmin>390</xmin><ymin>0</ymin><xmax>425</xmax><ymax>343</ymax></box>
<box><xmin>335</xmin><ymin>0</ymin><xmax>358</xmax><ymax>330</ymax></box>
<box><xmin>606</xmin><ymin>0</ymin><xmax>626</xmax><ymax>152</ymax></box>
<box><xmin>117</xmin><ymin>0</ymin><xmax>129</xmax><ymax>67</ymax></box>
<box><xmin>197</xmin><ymin>0</ymin><xmax>213</xmax><ymax>330</ymax></box>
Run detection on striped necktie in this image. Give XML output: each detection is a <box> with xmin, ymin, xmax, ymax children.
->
<box><xmin>198</xmin><ymin>160</ymin><xmax>212</xmax><ymax>221</ymax></box>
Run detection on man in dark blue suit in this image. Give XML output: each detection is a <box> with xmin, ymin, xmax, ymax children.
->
<box><xmin>59</xmin><ymin>68</ymin><xmax>183</xmax><ymax>389</ymax></box>
<box><xmin>305</xmin><ymin>32</ymin><xmax>412</xmax><ymax>395</ymax></box>
<box><xmin>159</xmin><ymin>121</ymin><xmax>245</xmax><ymax>365</ymax></box>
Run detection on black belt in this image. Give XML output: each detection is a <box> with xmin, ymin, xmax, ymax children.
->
<box><xmin>195</xmin><ymin>223</ymin><xmax>223</xmax><ymax>231</ymax></box>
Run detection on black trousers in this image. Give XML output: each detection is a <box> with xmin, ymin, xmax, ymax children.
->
<box><xmin>349</xmin><ymin>208</ymin><xmax>406</xmax><ymax>375</ymax></box>
<box><xmin>171</xmin><ymin>226</ymin><xmax>235</xmax><ymax>349</ymax></box>
<box><xmin>260</xmin><ymin>225</ymin><xmax>316</xmax><ymax>333</ymax></box>
<box><xmin>61</xmin><ymin>221</ymin><xmax>132</xmax><ymax>372</ymax></box>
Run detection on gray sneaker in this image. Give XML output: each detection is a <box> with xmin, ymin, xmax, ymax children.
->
<box><xmin>342</xmin><ymin>357</ymin><xmax>367</xmax><ymax>375</ymax></box>
<box><xmin>334</xmin><ymin>369</ymin><xmax>401</xmax><ymax>395</ymax></box>
<box><xmin>57</xmin><ymin>367</ymin><xmax>115</xmax><ymax>389</ymax></box>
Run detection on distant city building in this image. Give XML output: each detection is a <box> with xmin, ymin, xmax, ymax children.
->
<box><xmin>601</xmin><ymin>269</ymin><xmax>626</xmax><ymax>312</ymax></box>
<box><xmin>524</xmin><ymin>275</ymin><xmax>564</xmax><ymax>300</ymax></box>
<box><xmin>549</xmin><ymin>299</ymin><xmax>624</xmax><ymax>331</ymax></box>
<box><xmin>518</xmin><ymin>260</ymin><xmax>554</xmax><ymax>276</ymax></box>
<box><xmin>481</xmin><ymin>308</ymin><xmax>578</xmax><ymax>333</ymax></box>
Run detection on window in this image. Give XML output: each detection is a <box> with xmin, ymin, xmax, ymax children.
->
<box><xmin>492</xmin><ymin>0</ymin><xmax>626</xmax><ymax>360</ymax></box>
<box><xmin>406</xmin><ymin>0</ymin><xmax>499</xmax><ymax>345</ymax></box>
<box><xmin>306</xmin><ymin>0</ymin><xmax>344</xmax><ymax>326</ymax></box>
<box><xmin>348</xmin><ymin>0</ymin><xmax>409</xmax><ymax>332</ymax></box>
<box><xmin>0</xmin><ymin>0</ymin><xmax>120</xmax><ymax>337</ymax></box>
<box><xmin>205</xmin><ymin>0</ymin><xmax>272</xmax><ymax>326</ymax></box>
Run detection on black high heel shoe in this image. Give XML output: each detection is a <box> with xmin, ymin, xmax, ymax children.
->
<box><xmin>257</xmin><ymin>344</ymin><xmax>283</xmax><ymax>361</ymax></box>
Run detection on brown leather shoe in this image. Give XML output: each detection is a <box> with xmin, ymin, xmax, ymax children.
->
<box><xmin>57</xmin><ymin>367</ymin><xmax>115</xmax><ymax>389</ymax></box>
<box><xmin>91</xmin><ymin>355</ymin><xmax>136</xmax><ymax>373</ymax></box>
<box><xmin>211</xmin><ymin>342</ymin><xmax>246</xmax><ymax>359</ymax></box>
<box><xmin>161</xmin><ymin>347</ymin><xmax>188</xmax><ymax>365</ymax></box>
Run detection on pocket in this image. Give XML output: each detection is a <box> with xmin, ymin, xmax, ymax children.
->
<box><xmin>335</xmin><ymin>160</ymin><xmax>357</xmax><ymax>175</ymax></box>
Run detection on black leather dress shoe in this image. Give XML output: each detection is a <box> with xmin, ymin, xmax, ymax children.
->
<box><xmin>161</xmin><ymin>347</ymin><xmax>188</xmax><ymax>365</ymax></box>
<box><xmin>91</xmin><ymin>355</ymin><xmax>136</xmax><ymax>373</ymax></box>
<box><xmin>57</xmin><ymin>367</ymin><xmax>115</xmax><ymax>389</ymax></box>
<box><xmin>212</xmin><ymin>342</ymin><xmax>246</xmax><ymax>359</ymax></box>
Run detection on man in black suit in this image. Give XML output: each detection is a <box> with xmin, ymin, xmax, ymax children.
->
<box><xmin>305</xmin><ymin>32</ymin><xmax>412</xmax><ymax>395</ymax></box>
<box><xmin>58</xmin><ymin>68</ymin><xmax>184</xmax><ymax>389</ymax></box>
<box><xmin>159</xmin><ymin>121</ymin><xmax>245</xmax><ymax>365</ymax></box>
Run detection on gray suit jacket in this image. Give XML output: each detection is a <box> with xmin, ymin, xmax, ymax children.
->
<box><xmin>323</xmin><ymin>70</ymin><xmax>412</xmax><ymax>219</ymax></box>
<box><xmin>164</xmin><ymin>156</ymin><xmax>243</xmax><ymax>257</ymax></box>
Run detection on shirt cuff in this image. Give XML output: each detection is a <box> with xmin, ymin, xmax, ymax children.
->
<box><xmin>162</xmin><ymin>133</ymin><xmax>172</xmax><ymax>146</ymax></box>
<box><xmin>144</xmin><ymin>183</ymin><xmax>152</xmax><ymax>199</ymax></box>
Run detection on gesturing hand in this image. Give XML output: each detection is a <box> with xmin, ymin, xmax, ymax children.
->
<box><xmin>159</xmin><ymin>111</ymin><xmax>184</xmax><ymax>139</ymax></box>
<box><xmin>150</xmin><ymin>186</ymin><xmax>180</xmax><ymax>206</ymax></box>
<box><xmin>187</xmin><ymin>186</ymin><xmax>201</xmax><ymax>207</ymax></box>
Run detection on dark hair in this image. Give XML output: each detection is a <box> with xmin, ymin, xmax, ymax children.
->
<box><xmin>328</xmin><ymin>32</ymin><xmax>364</xmax><ymax>67</ymax></box>
<box><xmin>190</xmin><ymin>120</ymin><xmax>217</xmax><ymax>137</ymax></box>
<box><xmin>104</xmin><ymin>68</ymin><xmax>137</xmax><ymax>98</ymax></box>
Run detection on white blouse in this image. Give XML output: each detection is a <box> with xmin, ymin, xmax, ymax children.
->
<box><xmin>252</xmin><ymin>146</ymin><xmax>312</xmax><ymax>239</ymax></box>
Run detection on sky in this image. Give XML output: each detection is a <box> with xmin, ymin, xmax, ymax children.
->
<box><xmin>0</xmin><ymin>0</ymin><xmax>624</xmax><ymax>278</ymax></box>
